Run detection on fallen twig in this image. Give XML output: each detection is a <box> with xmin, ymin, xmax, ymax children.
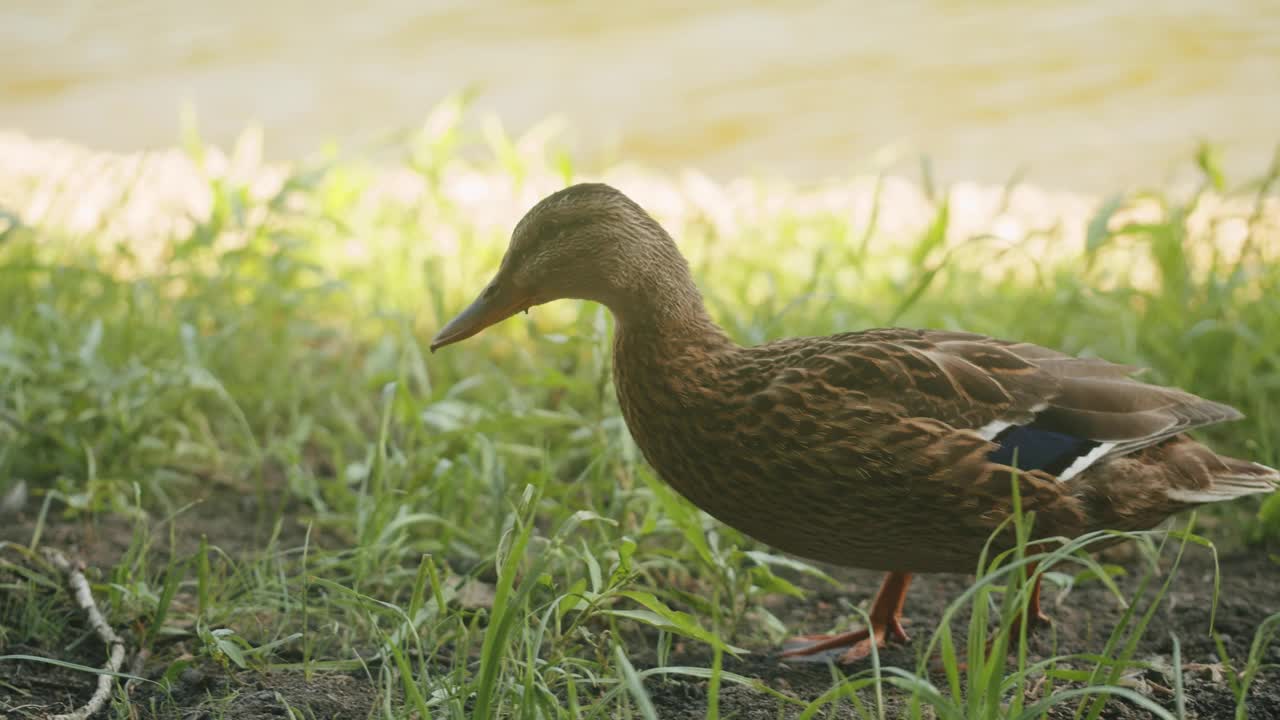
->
<box><xmin>42</xmin><ymin>548</ymin><xmax>128</xmax><ymax>720</ymax></box>
<box><xmin>124</xmin><ymin>647</ymin><xmax>150</xmax><ymax>698</ymax></box>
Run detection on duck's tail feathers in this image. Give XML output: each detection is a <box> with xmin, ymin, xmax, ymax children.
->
<box><xmin>1165</xmin><ymin>456</ymin><xmax>1279</xmax><ymax>504</ymax></box>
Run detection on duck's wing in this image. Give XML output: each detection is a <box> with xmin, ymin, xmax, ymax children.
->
<box><xmin>772</xmin><ymin>328</ymin><xmax>1241</xmax><ymax>480</ymax></box>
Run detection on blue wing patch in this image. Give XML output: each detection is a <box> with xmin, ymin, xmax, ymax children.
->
<box><xmin>986</xmin><ymin>425</ymin><xmax>1100</xmax><ymax>475</ymax></box>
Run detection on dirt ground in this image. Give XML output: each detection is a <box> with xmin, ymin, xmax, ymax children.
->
<box><xmin>2</xmin><ymin>499</ymin><xmax>1277</xmax><ymax>720</ymax></box>
<box><xmin>643</xmin><ymin>548</ymin><xmax>1280</xmax><ymax>720</ymax></box>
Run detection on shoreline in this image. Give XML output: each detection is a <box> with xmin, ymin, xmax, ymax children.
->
<box><xmin>1</xmin><ymin>129</ymin><xmax>1274</xmax><ymax>284</ymax></box>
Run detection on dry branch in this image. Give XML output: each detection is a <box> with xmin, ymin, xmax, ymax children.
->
<box><xmin>42</xmin><ymin>549</ymin><xmax>128</xmax><ymax>720</ymax></box>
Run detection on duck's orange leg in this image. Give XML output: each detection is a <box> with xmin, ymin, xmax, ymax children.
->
<box><xmin>1009</xmin><ymin>560</ymin><xmax>1051</xmax><ymax>637</ymax></box>
<box><xmin>987</xmin><ymin>558</ymin><xmax>1054</xmax><ymax>658</ymax></box>
<box><xmin>781</xmin><ymin>571</ymin><xmax>913</xmax><ymax>663</ymax></box>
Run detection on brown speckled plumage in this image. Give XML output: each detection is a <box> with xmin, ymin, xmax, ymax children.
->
<box><xmin>613</xmin><ymin>323</ymin><xmax>1273</xmax><ymax>571</ymax></box>
<box><xmin>432</xmin><ymin>182</ymin><xmax>1279</xmax><ymax>661</ymax></box>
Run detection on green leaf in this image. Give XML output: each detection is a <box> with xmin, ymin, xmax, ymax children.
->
<box><xmin>211</xmin><ymin>630</ymin><xmax>248</xmax><ymax>669</ymax></box>
<box><xmin>910</xmin><ymin>198</ymin><xmax>950</xmax><ymax>268</ymax></box>
<box><xmin>610</xmin><ymin>591</ymin><xmax>746</xmax><ymax>655</ymax></box>
<box><xmin>1195</xmin><ymin>142</ymin><xmax>1226</xmax><ymax>192</ymax></box>
<box><xmin>1085</xmin><ymin>194</ymin><xmax>1125</xmax><ymax>256</ymax></box>
<box><xmin>745</xmin><ymin>550</ymin><xmax>839</xmax><ymax>586</ymax></box>
<box><xmin>614</xmin><ymin>645</ymin><xmax>660</xmax><ymax>720</ymax></box>
<box><xmin>557</xmin><ymin>578</ymin><xmax>590</xmax><ymax>619</ymax></box>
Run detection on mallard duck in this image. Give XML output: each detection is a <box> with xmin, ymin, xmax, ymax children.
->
<box><xmin>431</xmin><ymin>183</ymin><xmax>1279</xmax><ymax>663</ymax></box>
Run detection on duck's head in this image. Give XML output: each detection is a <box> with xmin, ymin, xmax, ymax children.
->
<box><xmin>430</xmin><ymin>183</ymin><xmax>694</xmax><ymax>351</ymax></box>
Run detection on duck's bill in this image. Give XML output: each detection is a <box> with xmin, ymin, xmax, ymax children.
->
<box><xmin>430</xmin><ymin>283</ymin><xmax>526</xmax><ymax>352</ymax></box>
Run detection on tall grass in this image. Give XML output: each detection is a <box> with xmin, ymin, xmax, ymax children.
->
<box><xmin>1</xmin><ymin>103</ymin><xmax>1277</xmax><ymax>717</ymax></box>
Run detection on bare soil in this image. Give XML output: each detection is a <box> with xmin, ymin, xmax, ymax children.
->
<box><xmin>2</xmin><ymin>496</ymin><xmax>1277</xmax><ymax>720</ymax></box>
<box><xmin>640</xmin><ymin>549</ymin><xmax>1280</xmax><ymax>719</ymax></box>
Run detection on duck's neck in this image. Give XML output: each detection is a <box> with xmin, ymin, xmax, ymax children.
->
<box><xmin>604</xmin><ymin>255</ymin><xmax>733</xmax><ymax>356</ymax></box>
<box><xmin>605</xmin><ymin>255</ymin><xmax>735</xmax><ymax>501</ymax></box>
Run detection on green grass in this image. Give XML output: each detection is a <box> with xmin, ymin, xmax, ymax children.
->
<box><xmin>1</xmin><ymin>101</ymin><xmax>1278</xmax><ymax>718</ymax></box>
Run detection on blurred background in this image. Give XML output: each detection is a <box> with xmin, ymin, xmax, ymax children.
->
<box><xmin>3</xmin><ymin>0</ymin><xmax>1279</xmax><ymax>191</ymax></box>
<box><xmin>2</xmin><ymin>3</ymin><xmax>1280</xmax><ymax>718</ymax></box>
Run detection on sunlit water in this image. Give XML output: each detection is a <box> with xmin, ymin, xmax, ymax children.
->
<box><xmin>2</xmin><ymin>0</ymin><xmax>1278</xmax><ymax>191</ymax></box>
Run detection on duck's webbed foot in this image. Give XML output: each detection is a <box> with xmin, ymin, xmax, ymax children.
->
<box><xmin>780</xmin><ymin>571</ymin><xmax>913</xmax><ymax>664</ymax></box>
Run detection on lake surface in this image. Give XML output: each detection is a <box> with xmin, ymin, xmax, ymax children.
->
<box><xmin>2</xmin><ymin>0</ymin><xmax>1277</xmax><ymax>191</ymax></box>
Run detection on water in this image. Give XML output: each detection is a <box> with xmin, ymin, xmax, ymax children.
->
<box><xmin>2</xmin><ymin>0</ymin><xmax>1277</xmax><ymax>191</ymax></box>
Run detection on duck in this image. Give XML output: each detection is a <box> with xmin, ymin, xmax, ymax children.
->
<box><xmin>430</xmin><ymin>182</ymin><xmax>1279</xmax><ymax>663</ymax></box>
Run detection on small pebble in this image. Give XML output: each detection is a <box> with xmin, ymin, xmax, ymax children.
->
<box><xmin>179</xmin><ymin>667</ymin><xmax>207</xmax><ymax>687</ymax></box>
<box><xmin>0</xmin><ymin>479</ymin><xmax>27</xmax><ymax>515</ymax></box>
